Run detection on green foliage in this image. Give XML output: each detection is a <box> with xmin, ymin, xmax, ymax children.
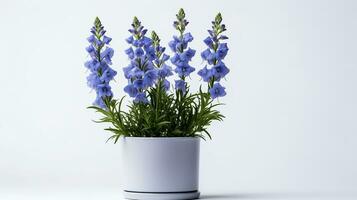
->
<box><xmin>88</xmin><ymin>83</ymin><xmax>224</xmax><ymax>143</ymax></box>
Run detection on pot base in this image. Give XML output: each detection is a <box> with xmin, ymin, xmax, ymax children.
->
<box><xmin>123</xmin><ymin>190</ymin><xmax>200</xmax><ymax>200</ymax></box>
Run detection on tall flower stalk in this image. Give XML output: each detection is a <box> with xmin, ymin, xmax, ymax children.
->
<box><xmin>198</xmin><ymin>13</ymin><xmax>229</xmax><ymax>99</ymax></box>
<box><xmin>85</xmin><ymin>17</ymin><xmax>117</xmax><ymax>108</ymax></box>
<box><xmin>123</xmin><ymin>17</ymin><xmax>157</xmax><ymax>104</ymax></box>
<box><xmin>151</xmin><ymin>31</ymin><xmax>173</xmax><ymax>92</ymax></box>
<box><xmin>169</xmin><ymin>8</ymin><xmax>196</xmax><ymax>95</ymax></box>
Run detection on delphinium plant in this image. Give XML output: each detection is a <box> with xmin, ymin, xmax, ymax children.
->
<box><xmin>84</xmin><ymin>9</ymin><xmax>229</xmax><ymax>143</ymax></box>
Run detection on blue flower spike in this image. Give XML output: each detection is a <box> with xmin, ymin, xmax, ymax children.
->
<box><xmin>198</xmin><ymin>13</ymin><xmax>229</xmax><ymax>99</ymax></box>
<box><xmin>123</xmin><ymin>17</ymin><xmax>158</xmax><ymax>104</ymax></box>
<box><xmin>151</xmin><ymin>31</ymin><xmax>173</xmax><ymax>92</ymax></box>
<box><xmin>84</xmin><ymin>17</ymin><xmax>117</xmax><ymax>108</ymax></box>
<box><xmin>169</xmin><ymin>8</ymin><xmax>196</xmax><ymax>94</ymax></box>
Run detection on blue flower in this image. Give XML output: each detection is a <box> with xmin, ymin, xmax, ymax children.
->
<box><xmin>157</xmin><ymin>64</ymin><xmax>173</xmax><ymax>78</ymax></box>
<box><xmin>132</xmin><ymin>40</ymin><xmax>140</xmax><ymax>47</ymax></box>
<box><xmin>170</xmin><ymin>54</ymin><xmax>180</xmax><ymax>65</ymax></box>
<box><xmin>96</xmin><ymin>83</ymin><xmax>113</xmax><ymax>97</ymax></box>
<box><xmin>133</xmin><ymin>79</ymin><xmax>145</xmax><ymax>89</ymax></box>
<box><xmin>162</xmin><ymin>54</ymin><xmax>170</xmax><ymax>61</ymax></box>
<box><xmin>209</xmin><ymin>83</ymin><xmax>226</xmax><ymax>99</ymax></box>
<box><xmin>144</xmin><ymin>46</ymin><xmax>156</xmax><ymax>61</ymax></box>
<box><xmin>128</xmin><ymin>28</ymin><xmax>135</xmax><ymax>34</ymax></box>
<box><xmin>135</xmin><ymin>47</ymin><xmax>144</xmax><ymax>57</ymax></box>
<box><xmin>103</xmin><ymin>36</ymin><xmax>112</xmax><ymax>44</ymax></box>
<box><xmin>212</xmin><ymin>61</ymin><xmax>229</xmax><ymax>80</ymax></box>
<box><xmin>175</xmin><ymin>80</ymin><xmax>186</xmax><ymax>93</ymax></box>
<box><xmin>141</xmin><ymin>29</ymin><xmax>148</xmax><ymax>36</ymax></box>
<box><xmin>197</xmin><ymin>66</ymin><xmax>213</xmax><ymax>82</ymax></box>
<box><xmin>141</xmin><ymin>36</ymin><xmax>152</xmax><ymax>48</ymax></box>
<box><xmin>175</xmin><ymin>41</ymin><xmax>188</xmax><ymax>52</ymax></box>
<box><xmin>99</xmin><ymin>61</ymin><xmax>109</xmax><ymax>73</ymax></box>
<box><xmin>126</xmin><ymin>36</ymin><xmax>134</xmax><ymax>44</ymax></box>
<box><xmin>93</xmin><ymin>96</ymin><xmax>106</xmax><ymax>108</ymax></box>
<box><xmin>201</xmin><ymin>48</ymin><xmax>210</xmax><ymax>59</ymax></box>
<box><xmin>101</xmin><ymin>47</ymin><xmax>114</xmax><ymax>64</ymax></box>
<box><xmin>144</xmin><ymin>61</ymin><xmax>155</xmax><ymax>71</ymax></box>
<box><xmin>134</xmin><ymin>92</ymin><xmax>149</xmax><ymax>104</ymax></box>
<box><xmin>168</xmin><ymin>36</ymin><xmax>180</xmax><ymax>52</ymax></box>
<box><xmin>216</xmin><ymin>43</ymin><xmax>229</xmax><ymax>60</ymax></box>
<box><xmin>143</xmin><ymin>69</ymin><xmax>158</xmax><ymax>87</ymax></box>
<box><xmin>183</xmin><ymin>33</ymin><xmax>193</xmax><ymax>43</ymax></box>
<box><xmin>84</xmin><ymin>59</ymin><xmax>100</xmax><ymax>72</ymax></box>
<box><xmin>203</xmin><ymin>36</ymin><xmax>213</xmax><ymax>48</ymax></box>
<box><xmin>155</xmin><ymin>46</ymin><xmax>165</xmax><ymax>54</ymax></box>
<box><xmin>131</xmin><ymin>68</ymin><xmax>145</xmax><ymax>79</ymax></box>
<box><xmin>87</xmin><ymin>73</ymin><xmax>101</xmax><ymax>89</ymax></box>
<box><xmin>96</xmin><ymin>40</ymin><xmax>103</xmax><ymax>46</ymax></box>
<box><xmin>86</xmin><ymin>45</ymin><xmax>96</xmax><ymax>57</ymax></box>
<box><xmin>123</xmin><ymin>65</ymin><xmax>144</xmax><ymax>81</ymax></box>
<box><xmin>125</xmin><ymin>47</ymin><xmax>134</xmax><ymax>59</ymax></box>
<box><xmin>180</xmin><ymin>48</ymin><xmax>196</xmax><ymax>61</ymax></box>
<box><xmin>174</xmin><ymin>64</ymin><xmax>195</xmax><ymax>77</ymax></box>
<box><xmin>124</xmin><ymin>84</ymin><xmax>139</xmax><ymax>97</ymax></box>
<box><xmin>201</xmin><ymin>48</ymin><xmax>215</xmax><ymax>64</ymax></box>
<box><xmin>123</xmin><ymin>64</ymin><xmax>134</xmax><ymax>79</ymax></box>
<box><xmin>100</xmin><ymin>67</ymin><xmax>117</xmax><ymax>83</ymax></box>
<box><xmin>87</xmin><ymin>35</ymin><xmax>96</xmax><ymax>43</ymax></box>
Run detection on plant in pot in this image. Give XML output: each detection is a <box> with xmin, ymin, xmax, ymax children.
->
<box><xmin>84</xmin><ymin>9</ymin><xmax>229</xmax><ymax>200</ymax></box>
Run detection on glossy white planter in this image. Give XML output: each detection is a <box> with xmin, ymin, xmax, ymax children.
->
<box><xmin>121</xmin><ymin>137</ymin><xmax>200</xmax><ymax>200</ymax></box>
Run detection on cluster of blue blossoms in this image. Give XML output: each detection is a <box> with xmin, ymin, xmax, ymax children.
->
<box><xmin>151</xmin><ymin>31</ymin><xmax>173</xmax><ymax>91</ymax></box>
<box><xmin>85</xmin><ymin>11</ymin><xmax>229</xmax><ymax>107</ymax></box>
<box><xmin>122</xmin><ymin>17</ymin><xmax>161</xmax><ymax>103</ymax></box>
<box><xmin>123</xmin><ymin>17</ymin><xmax>175</xmax><ymax>103</ymax></box>
<box><xmin>169</xmin><ymin>9</ymin><xmax>196</xmax><ymax>94</ymax></box>
<box><xmin>85</xmin><ymin>17</ymin><xmax>117</xmax><ymax>108</ymax></box>
<box><xmin>198</xmin><ymin>13</ymin><xmax>229</xmax><ymax>99</ymax></box>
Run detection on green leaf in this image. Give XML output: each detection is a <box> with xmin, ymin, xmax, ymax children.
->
<box><xmin>105</xmin><ymin>135</ymin><xmax>117</xmax><ymax>143</ymax></box>
<box><xmin>114</xmin><ymin>135</ymin><xmax>121</xmax><ymax>144</ymax></box>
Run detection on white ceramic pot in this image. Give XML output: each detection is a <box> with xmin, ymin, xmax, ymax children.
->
<box><xmin>121</xmin><ymin>137</ymin><xmax>200</xmax><ymax>200</ymax></box>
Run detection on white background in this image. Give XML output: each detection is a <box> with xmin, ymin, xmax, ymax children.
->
<box><xmin>0</xmin><ymin>0</ymin><xmax>357</xmax><ymax>199</ymax></box>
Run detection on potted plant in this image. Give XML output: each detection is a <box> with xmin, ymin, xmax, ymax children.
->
<box><xmin>84</xmin><ymin>8</ymin><xmax>229</xmax><ymax>200</ymax></box>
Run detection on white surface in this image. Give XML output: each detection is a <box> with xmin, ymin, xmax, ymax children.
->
<box><xmin>0</xmin><ymin>0</ymin><xmax>357</xmax><ymax>199</ymax></box>
<box><xmin>121</xmin><ymin>137</ymin><xmax>199</xmax><ymax>192</ymax></box>
<box><xmin>1</xmin><ymin>188</ymin><xmax>357</xmax><ymax>200</ymax></box>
